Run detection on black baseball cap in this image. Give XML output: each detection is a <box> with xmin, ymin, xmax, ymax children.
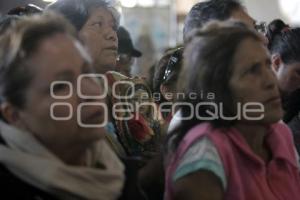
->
<box><xmin>117</xmin><ymin>26</ymin><xmax>142</xmax><ymax>57</ymax></box>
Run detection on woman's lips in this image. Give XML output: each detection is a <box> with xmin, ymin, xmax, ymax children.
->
<box><xmin>264</xmin><ymin>96</ymin><xmax>281</xmax><ymax>105</ymax></box>
<box><xmin>104</xmin><ymin>45</ymin><xmax>118</xmax><ymax>53</ymax></box>
<box><xmin>103</xmin><ymin>49</ymin><xmax>117</xmax><ymax>57</ymax></box>
<box><xmin>81</xmin><ymin>110</ymin><xmax>104</xmax><ymax>124</ymax></box>
<box><xmin>106</xmin><ymin>45</ymin><xmax>117</xmax><ymax>51</ymax></box>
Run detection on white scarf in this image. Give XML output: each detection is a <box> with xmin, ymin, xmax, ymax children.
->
<box><xmin>0</xmin><ymin>121</ymin><xmax>125</xmax><ymax>200</ymax></box>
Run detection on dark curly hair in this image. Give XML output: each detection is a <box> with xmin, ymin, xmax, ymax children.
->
<box><xmin>183</xmin><ymin>0</ymin><xmax>242</xmax><ymax>41</ymax></box>
<box><xmin>266</xmin><ymin>19</ymin><xmax>300</xmax><ymax>64</ymax></box>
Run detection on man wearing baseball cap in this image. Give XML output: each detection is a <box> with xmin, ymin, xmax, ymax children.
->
<box><xmin>116</xmin><ymin>26</ymin><xmax>142</xmax><ymax>76</ymax></box>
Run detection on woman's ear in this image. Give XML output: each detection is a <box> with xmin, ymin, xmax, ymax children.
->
<box><xmin>271</xmin><ymin>54</ymin><xmax>283</xmax><ymax>72</ymax></box>
<box><xmin>0</xmin><ymin>102</ymin><xmax>20</xmax><ymax>124</ymax></box>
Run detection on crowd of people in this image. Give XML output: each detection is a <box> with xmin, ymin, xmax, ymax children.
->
<box><xmin>0</xmin><ymin>0</ymin><xmax>300</xmax><ymax>199</ymax></box>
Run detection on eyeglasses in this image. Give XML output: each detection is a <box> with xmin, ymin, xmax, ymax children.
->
<box><xmin>162</xmin><ymin>47</ymin><xmax>183</xmax><ymax>82</ymax></box>
<box><xmin>255</xmin><ymin>21</ymin><xmax>267</xmax><ymax>34</ymax></box>
<box><xmin>7</xmin><ymin>4</ymin><xmax>43</xmax><ymax>16</ymax></box>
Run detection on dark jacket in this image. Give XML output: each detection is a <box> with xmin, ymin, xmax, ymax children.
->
<box><xmin>0</xmin><ymin>136</ymin><xmax>148</xmax><ymax>200</ymax></box>
<box><xmin>283</xmin><ymin>89</ymin><xmax>300</xmax><ymax>154</ymax></box>
<box><xmin>0</xmin><ymin>136</ymin><xmax>59</xmax><ymax>200</ymax></box>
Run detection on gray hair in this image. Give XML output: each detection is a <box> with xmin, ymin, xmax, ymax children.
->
<box><xmin>46</xmin><ymin>0</ymin><xmax>120</xmax><ymax>31</ymax></box>
<box><xmin>0</xmin><ymin>12</ymin><xmax>76</xmax><ymax>112</ymax></box>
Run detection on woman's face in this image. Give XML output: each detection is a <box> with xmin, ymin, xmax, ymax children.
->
<box><xmin>15</xmin><ymin>33</ymin><xmax>106</xmax><ymax>148</ymax></box>
<box><xmin>229</xmin><ymin>37</ymin><xmax>283</xmax><ymax>124</ymax></box>
<box><xmin>275</xmin><ymin>61</ymin><xmax>300</xmax><ymax>95</ymax></box>
<box><xmin>79</xmin><ymin>7</ymin><xmax>118</xmax><ymax>74</ymax></box>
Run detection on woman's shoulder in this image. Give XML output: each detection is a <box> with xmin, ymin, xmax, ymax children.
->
<box><xmin>271</xmin><ymin>121</ymin><xmax>294</xmax><ymax>140</ymax></box>
<box><xmin>174</xmin><ymin>136</ymin><xmax>227</xmax><ymax>190</ymax></box>
<box><xmin>0</xmin><ymin>137</ymin><xmax>58</xmax><ymax>200</ymax></box>
<box><xmin>270</xmin><ymin>122</ymin><xmax>300</xmax><ymax>162</ymax></box>
<box><xmin>0</xmin><ymin>162</ymin><xmax>58</xmax><ymax>199</ymax></box>
<box><xmin>272</xmin><ymin>121</ymin><xmax>291</xmax><ymax>129</ymax></box>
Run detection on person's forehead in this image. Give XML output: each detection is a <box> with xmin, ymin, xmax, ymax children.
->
<box><xmin>34</xmin><ymin>34</ymin><xmax>75</xmax><ymax>58</ymax></box>
<box><xmin>233</xmin><ymin>38</ymin><xmax>268</xmax><ymax>72</ymax></box>
<box><xmin>29</xmin><ymin>34</ymin><xmax>87</xmax><ymax>71</ymax></box>
<box><xmin>88</xmin><ymin>7</ymin><xmax>114</xmax><ymax>21</ymax></box>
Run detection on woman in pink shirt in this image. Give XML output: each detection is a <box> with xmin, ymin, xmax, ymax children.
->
<box><xmin>165</xmin><ymin>20</ymin><xmax>300</xmax><ymax>200</ymax></box>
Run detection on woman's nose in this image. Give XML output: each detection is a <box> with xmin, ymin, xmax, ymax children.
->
<box><xmin>263</xmin><ymin>68</ymin><xmax>277</xmax><ymax>90</ymax></box>
<box><xmin>105</xmin><ymin>28</ymin><xmax>117</xmax><ymax>42</ymax></box>
<box><xmin>78</xmin><ymin>77</ymin><xmax>105</xmax><ymax>102</ymax></box>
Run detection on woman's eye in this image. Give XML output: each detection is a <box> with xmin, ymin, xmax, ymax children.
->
<box><xmin>53</xmin><ymin>83</ymin><xmax>68</xmax><ymax>92</ymax></box>
<box><xmin>92</xmin><ymin>22</ymin><xmax>102</xmax><ymax>28</ymax></box>
<box><xmin>248</xmin><ymin>64</ymin><xmax>260</xmax><ymax>74</ymax></box>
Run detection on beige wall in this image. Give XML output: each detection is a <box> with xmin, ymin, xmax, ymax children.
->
<box><xmin>176</xmin><ymin>0</ymin><xmax>199</xmax><ymax>14</ymax></box>
<box><xmin>242</xmin><ymin>0</ymin><xmax>288</xmax><ymax>24</ymax></box>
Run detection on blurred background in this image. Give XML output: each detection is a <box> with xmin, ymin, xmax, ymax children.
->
<box><xmin>1</xmin><ymin>0</ymin><xmax>299</xmax><ymax>76</ymax></box>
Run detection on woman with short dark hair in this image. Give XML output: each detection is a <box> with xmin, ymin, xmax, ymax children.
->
<box><xmin>165</xmin><ymin>21</ymin><xmax>300</xmax><ymax>200</ymax></box>
<box><xmin>266</xmin><ymin>19</ymin><xmax>300</xmax><ymax>154</ymax></box>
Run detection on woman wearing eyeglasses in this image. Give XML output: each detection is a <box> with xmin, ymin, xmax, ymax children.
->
<box><xmin>153</xmin><ymin>47</ymin><xmax>183</xmax><ymax>123</ymax></box>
